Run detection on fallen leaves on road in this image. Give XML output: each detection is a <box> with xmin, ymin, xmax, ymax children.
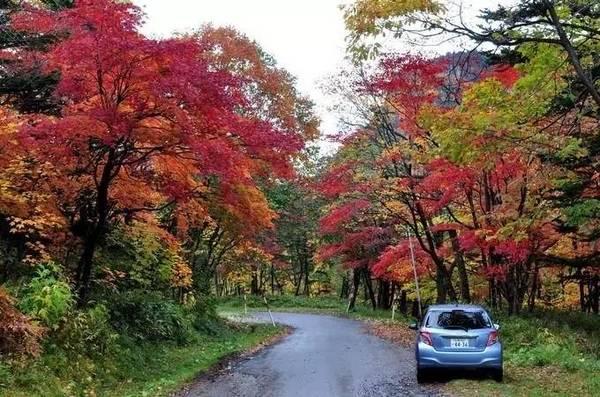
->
<box><xmin>365</xmin><ymin>320</ymin><xmax>415</xmax><ymax>348</ymax></box>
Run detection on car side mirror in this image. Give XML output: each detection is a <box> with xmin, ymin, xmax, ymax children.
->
<box><xmin>409</xmin><ymin>322</ymin><xmax>418</xmax><ymax>330</ymax></box>
<box><xmin>494</xmin><ymin>323</ymin><xmax>500</xmax><ymax>330</ymax></box>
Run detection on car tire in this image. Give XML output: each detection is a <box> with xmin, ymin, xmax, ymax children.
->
<box><xmin>416</xmin><ymin>367</ymin><xmax>429</xmax><ymax>383</ymax></box>
<box><xmin>492</xmin><ymin>368</ymin><xmax>503</xmax><ymax>382</ymax></box>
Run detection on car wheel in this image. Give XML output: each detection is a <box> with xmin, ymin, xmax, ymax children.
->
<box><xmin>416</xmin><ymin>367</ymin><xmax>429</xmax><ymax>383</ymax></box>
<box><xmin>492</xmin><ymin>368</ymin><xmax>503</xmax><ymax>382</ymax></box>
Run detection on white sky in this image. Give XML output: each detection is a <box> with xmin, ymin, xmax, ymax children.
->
<box><xmin>133</xmin><ymin>0</ymin><xmax>515</xmax><ymax>153</ymax></box>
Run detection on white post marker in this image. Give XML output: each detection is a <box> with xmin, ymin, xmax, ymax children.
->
<box><xmin>408</xmin><ymin>231</ymin><xmax>423</xmax><ymax>319</ymax></box>
<box><xmin>391</xmin><ymin>290</ymin><xmax>397</xmax><ymax>321</ymax></box>
<box><xmin>263</xmin><ymin>296</ymin><xmax>276</xmax><ymax>327</ymax></box>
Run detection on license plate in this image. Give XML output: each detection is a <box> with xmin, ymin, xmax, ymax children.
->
<box><xmin>450</xmin><ymin>339</ymin><xmax>469</xmax><ymax>348</ymax></box>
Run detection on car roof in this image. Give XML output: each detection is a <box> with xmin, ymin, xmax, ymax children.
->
<box><xmin>426</xmin><ymin>304</ymin><xmax>488</xmax><ymax>312</ymax></box>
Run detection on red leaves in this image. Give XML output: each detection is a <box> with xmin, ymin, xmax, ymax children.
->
<box><xmin>319</xmin><ymin>199</ymin><xmax>370</xmax><ymax>234</ymax></box>
<box><xmin>372</xmin><ymin>240</ymin><xmax>432</xmax><ymax>282</ymax></box>
<box><xmin>315</xmin><ymin>52</ymin><xmax>549</xmax><ymax>288</ymax></box>
<box><xmin>315</xmin><ymin>162</ymin><xmax>355</xmax><ymax>199</ymax></box>
<box><xmin>17</xmin><ymin>0</ymin><xmax>309</xmax><ymax>214</ymax></box>
<box><xmin>366</xmin><ymin>54</ymin><xmax>447</xmax><ymax>138</ymax></box>
<box><xmin>368</xmin><ymin>54</ymin><xmax>447</xmax><ymax>100</ymax></box>
<box><xmin>495</xmin><ymin>239</ymin><xmax>532</xmax><ymax>265</ymax></box>
<box><xmin>317</xmin><ymin>226</ymin><xmax>390</xmax><ymax>269</ymax></box>
<box><xmin>5</xmin><ymin>0</ymin><xmax>315</xmax><ymax>293</ymax></box>
<box><xmin>483</xmin><ymin>65</ymin><xmax>520</xmax><ymax>88</ymax></box>
<box><xmin>418</xmin><ymin>158</ymin><xmax>476</xmax><ymax>215</ymax></box>
<box><xmin>13</xmin><ymin>0</ymin><xmax>142</xmax><ymax>37</ymax></box>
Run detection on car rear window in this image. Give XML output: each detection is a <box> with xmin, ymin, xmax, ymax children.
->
<box><xmin>425</xmin><ymin>310</ymin><xmax>492</xmax><ymax>330</ymax></box>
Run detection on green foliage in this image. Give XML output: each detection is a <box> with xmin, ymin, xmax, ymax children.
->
<box><xmin>189</xmin><ymin>295</ymin><xmax>224</xmax><ymax>335</ymax></box>
<box><xmin>266</xmin><ymin>180</ymin><xmax>325</xmax><ymax>295</ymax></box>
<box><xmin>0</xmin><ymin>362</ymin><xmax>12</xmax><ymax>389</ymax></box>
<box><xmin>193</xmin><ymin>294</ymin><xmax>218</xmax><ymax>318</ymax></box>
<box><xmin>19</xmin><ymin>264</ymin><xmax>73</xmax><ymax>330</ymax></box>
<box><xmin>54</xmin><ymin>304</ymin><xmax>118</xmax><ymax>357</ymax></box>
<box><xmin>564</xmin><ymin>199</ymin><xmax>600</xmax><ymax>227</ymax></box>
<box><xmin>108</xmin><ymin>291</ymin><xmax>194</xmax><ymax>345</ymax></box>
<box><xmin>100</xmin><ymin>224</ymin><xmax>175</xmax><ymax>292</ymax></box>
<box><xmin>556</xmin><ymin>138</ymin><xmax>588</xmax><ymax>161</ymax></box>
<box><xmin>515</xmin><ymin>43</ymin><xmax>570</xmax><ymax>116</ymax></box>
<box><xmin>0</xmin><ymin>322</ymin><xmax>283</xmax><ymax>397</ymax></box>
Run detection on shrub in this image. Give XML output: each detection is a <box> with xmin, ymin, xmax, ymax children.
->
<box><xmin>194</xmin><ymin>293</ymin><xmax>217</xmax><ymax>318</ymax></box>
<box><xmin>109</xmin><ymin>291</ymin><xmax>194</xmax><ymax>344</ymax></box>
<box><xmin>19</xmin><ymin>264</ymin><xmax>73</xmax><ymax>330</ymax></box>
<box><xmin>188</xmin><ymin>295</ymin><xmax>224</xmax><ymax>335</ymax></box>
<box><xmin>0</xmin><ymin>288</ymin><xmax>44</xmax><ymax>357</ymax></box>
<box><xmin>55</xmin><ymin>304</ymin><xmax>118</xmax><ymax>357</ymax></box>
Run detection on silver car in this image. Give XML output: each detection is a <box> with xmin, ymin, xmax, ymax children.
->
<box><xmin>409</xmin><ymin>304</ymin><xmax>503</xmax><ymax>383</ymax></box>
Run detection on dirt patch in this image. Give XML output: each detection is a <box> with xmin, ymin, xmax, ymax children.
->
<box><xmin>365</xmin><ymin>320</ymin><xmax>416</xmax><ymax>348</ymax></box>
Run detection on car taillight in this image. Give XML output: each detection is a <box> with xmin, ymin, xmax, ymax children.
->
<box><xmin>487</xmin><ymin>330</ymin><xmax>498</xmax><ymax>346</ymax></box>
<box><xmin>420</xmin><ymin>331</ymin><xmax>433</xmax><ymax>346</ymax></box>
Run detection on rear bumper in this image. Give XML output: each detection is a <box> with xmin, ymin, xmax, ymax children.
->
<box><xmin>417</xmin><ymin>342</ymin><xmax>502</xmax><ymax>369</ymax></box>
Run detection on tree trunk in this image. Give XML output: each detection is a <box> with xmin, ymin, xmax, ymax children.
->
<box><xmin>449</xmin><ymin>230</ymin><xmax>470</xmax><ymax>303</ymax></box>
<box><xmin>347</xmin><ymin>268</ymin><xmax>361</xmax><ymax>312</ymax></box>
<box><xmin>435</xmin><ymin>262</ymin><xmax>457</xmax><ymax>303</ymax></box>
<box><xmin>489</xmin><ymin>279</ymin><xmax>497</xmax><ymax>310</ymax></box>
<box><xmin>303</xmin><ymin>255</ymin><xmax>310</xmax><ymax>296</ymax></box>
<box><xmin>76</xmin><ymin>151</ymin><xmax>116</xmax><ymax>305</ymax></box>
<box><xmin>76</xmin><ymin>233</ymin><xmax>100</xmax><ymax>306</ymax></box>
<box><xmin>591</xmin><ymin>275</ymin><xmax>599</xmax><ymax>314</ymax></box>
<box><xmin>400</xmin><ymin>290</ymin><xmax>408</xmax><ymax>314</ymax></box>
<box><xmin>363</xmin><ymin>269</ymin><xmax>376</xmax><ymax>309</ymax></box>
<box><xmin>411</xmin><ymin>299</ymin><xmax>420</xmax><ymax>319</ymax></box>
<box><xmin>545</xmin><ymin>0</ymin><xmax>600</xmax><ymax>108</ymax></box>
<box><xmin>270</xmin><ymin>264</ymin><xmax>275</xmax><ymax>295</ymax></box>
<box><xmin>377</xmin><ymin>280</ymin><xmax>391</xmax><ymax>309</ymax></box>
<box><xmin>214</xmin><ymin>271</ymin><xmax>220</xmax><ymax>296</ymax></box>
<box><xmin>340</xmin><ymin>274</ymin><xmax>349</xmax><ymax>299</ymax></box>
<box><xmin>527</xmin><ymin>263</ymin><xmax>539</xmax><ymax>312</ymax></box>
<box><xmin>251</xmin><ymin>268</ymin><xmax>260</xmax><ymax>295</ymax></box>
<box><xmin>578</xmin><ymin>270</ymin><xmax>586</xmax><ymax>312</ymax></box>
<box><xmin>294</xmin><ymin>254</ymin><xmax>303</xmax><ymax>296</ymax></box>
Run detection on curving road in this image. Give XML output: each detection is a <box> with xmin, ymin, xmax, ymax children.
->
<box><xmin>182</xmin><ymin>312</ymin><xmax>445</xmax><ymax>397</ymax></box>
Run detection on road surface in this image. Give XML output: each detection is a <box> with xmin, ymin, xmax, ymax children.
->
<box><xmin>182</xmin><ymin>312</ymin><xmax>444</xmax><ymax>397</ymax></box>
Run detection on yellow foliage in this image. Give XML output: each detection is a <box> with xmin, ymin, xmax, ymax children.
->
<box><xmin>170</xmin><ymin>260</ymin><xmax>193</xmax><ymax>289</ymax></box>
<box><xmin>344</xmin><ymin>0</ymin><xmax>443</xmax><ymax>35</ymax></box>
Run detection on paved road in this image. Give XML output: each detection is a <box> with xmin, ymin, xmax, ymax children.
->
<box><xmin>184</xmin><ymin>312</ymin><xmax>444</xmax><ymax>397</ymax></box>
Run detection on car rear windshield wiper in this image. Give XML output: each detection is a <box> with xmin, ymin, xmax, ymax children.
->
<box><xmin>443</xmin><ymin>325</ymin><xmax>469</xmax><ymax>332</ymax></box>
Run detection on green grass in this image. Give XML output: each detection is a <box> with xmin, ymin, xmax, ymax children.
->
<box><xmin>218</xmin><ymin>294</ymin><xmax>347</xmax><ymax>312</ymax></box>
<box><xmin>0</xmin><ymin>322</ymin><xmax>284</xmax><ymax>397</ymax></box>
<box><xmin>217</xmin><ymin>294</ymin><xmax>401</xmax><ymax>318</ymax></box>
<box><xmin>448</xmin><ymin>310</ymin><xmax>600</xmax><ymax>397</ymax></box>
<box><xmin>218</xmin><ymin>295</ymin><xmax>600</xmax><ymax>397</ymax></box>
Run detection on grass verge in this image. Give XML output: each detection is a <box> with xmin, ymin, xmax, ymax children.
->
<box><xmin>0</xmin><ymin>322</ymin><xmax>284</xmax><ymax>397</ymax></box>
<box><xmin>447</xmin><ymin>310</ymin><xmax>600</xmax><ymax>397</ymax></box>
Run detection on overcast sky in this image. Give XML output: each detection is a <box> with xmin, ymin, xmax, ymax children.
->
<box><xmin>133</xmin><ymin>0</ymin><xmax>514</xmax><ymax>153</ymax></box>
